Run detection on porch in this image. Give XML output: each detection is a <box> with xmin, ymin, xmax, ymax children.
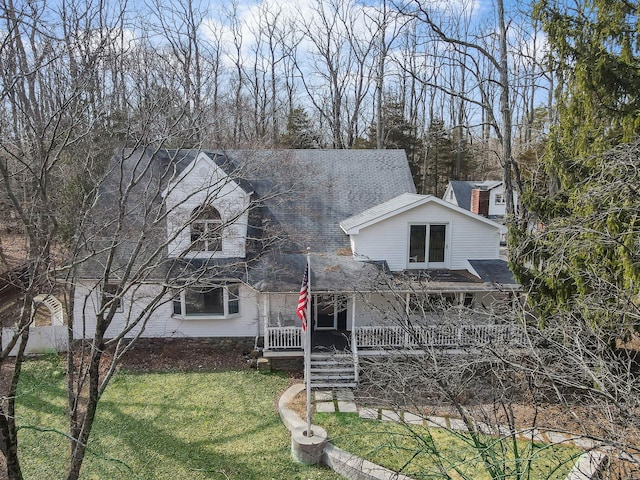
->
<box><xmin>263</xmin><ymin>323</ymin><xmax>528</xmax><ymax>355</ymax></box>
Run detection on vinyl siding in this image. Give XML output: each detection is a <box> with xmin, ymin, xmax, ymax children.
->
<box><xmin>73</xmin><ymin>282</ymin><xmax>259</xmax><ymax>339</ymax></box>
<box><xmin>165</xmin><ymin>154</ymin><xmax>250</xmax><ymax>259</ymax></box>
<box><xmin>351</xmin><ymin>202</ymin><xmax>502</xmax><ymax>272</ymax></box>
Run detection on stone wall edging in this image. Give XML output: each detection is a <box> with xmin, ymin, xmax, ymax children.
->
<box><xmin>277</xmin><ymin>383</ymin><xmax>607</xmax><ymax>480</ymax></box>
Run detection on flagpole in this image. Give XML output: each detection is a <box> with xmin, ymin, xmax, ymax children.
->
<box><xmin>305</xmin><ymin>248</ymin><xmax>313</xmax><ymax>437</ymax></box>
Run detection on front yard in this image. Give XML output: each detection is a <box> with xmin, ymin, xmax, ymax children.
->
<box><xmin>16</xmin><ymin>356</ymin><xmax>340</xmax><ymax>479</ymax></box>
<box><xmin>315</xmin><ymin>412</ymin><xmax>583</xmax><ymax>480</ymax></box>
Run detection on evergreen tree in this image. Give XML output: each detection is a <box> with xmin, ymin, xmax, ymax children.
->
<box><xmin>513</xmin><ymin>0</ymin><xmax>640</xmax><ymax>342</ymax></box>
<box><xmin>278</xmin><ymin>108</ymin><xmax>320</xmax><ymax>149</ymax></box>
<box><xmin>365</xmin><ymin>99</ymin><xmax>424</xmax><ymax>191</ymax></box>
<box><xmin>423</xmin><ymin>119</ymin><xmax>456</xmax><ymax>197</ymax></box>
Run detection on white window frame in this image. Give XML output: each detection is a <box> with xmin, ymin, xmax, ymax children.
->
<box><xmin>313</xmin><ymin>294</ymin><xmax>348</xmax><ymax>331</ymax></box>
<box><xmin>101</xmin><ymin>284</ymin><xmax>123</xmax><ymax>313</ymax></box>
<box><xmin>407</xmin><ymin>223</ymin><xmax>449</xmax><ymax>269</ymax></box>
<box><xmin>494</xmin><ymin>193</ymin><xmax>505</xmax><ymax>205</ymax></box>
<box><xmin>172</xmin><ymin>284</ymin><xmax>240</xmax><ymax>319</ymax></box>
<box><xmin>190</xmin><ymin>205</ymin><xmax>223</xmax><ymax>253</ymax></box>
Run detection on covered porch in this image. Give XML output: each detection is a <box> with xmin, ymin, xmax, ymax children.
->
<box><xmin>264</xmin><ymin>322</ymin><xmax>528</xmax><ymax>355</ymax></box>
<box><xmin>261</xmin><ymin>288</ymin><xmax>526</xmax><ymax>357</ymax></box>
<box><xmin>254</xmin><ymin>253</ymin><xmax>524</xmax><ymax>358</ymax></box>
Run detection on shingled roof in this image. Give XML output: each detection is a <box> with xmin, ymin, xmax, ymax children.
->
<box><xmin>80</xmin><ymin>148</ymin><xmax>416</xmax><ymax>283</ymax></box>
<box><xmin>234</xmin><ymin>149</ymin><xmax>416</xmax><ymax>253</ymax></box>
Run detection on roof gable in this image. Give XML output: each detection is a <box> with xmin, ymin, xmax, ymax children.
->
<box><xmin>340</xmin><ymin>193</ymin><xmax>506</xmax><ymax>234</ymax></box>
<box><xmin>162</xmin><ymin>152</ymin><xmax>245</xmax><ymax>199</ymax></box>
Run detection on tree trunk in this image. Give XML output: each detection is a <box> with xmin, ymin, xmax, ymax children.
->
<box><xmin>66</xmin><ymin>340</ymin><xmax>104</xmax><ymax>480</ymax></box>
<box><xmin>497</xmin><ymin>0</ymin><xmax>515</xmax><ymax>220</ymax></box>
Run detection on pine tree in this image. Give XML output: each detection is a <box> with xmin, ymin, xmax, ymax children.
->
<box><xmin>512</xmin><ymin>0</ymin><xmax>640</xmax><ymax>342</ymax></box>
<box><xmin>365</xmin><ymin>99</ymin><xmax>425</xmax><ymax>191</ymax></box>
<box><xmin>423</xmin><ymin>119</ymin><xmax>456</xmax><ymax>197</ymax></box>
<box><xmin>278</xmin><ymin>108</ymin><xmax>320</xmax><ymax>149</ymax></box>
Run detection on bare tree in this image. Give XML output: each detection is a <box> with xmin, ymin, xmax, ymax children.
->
<box><xmin>0</xmin><ymin>0</ymin><xmax>131</xmax><ymax>476</ymax></box>
<box><xmin>295</xmin><ymin>0</ymin><xmax>357</xmax><ymax>148</ymax></box>
<box><xmin>349</xmin><ymin>275</ymin><xmax>640</xmax><ymax>478</ymax></box>
<box><xmin>394</xmin><ymin>0</ymin><xmax>530</xmax><ymax>222</ymax></box>
<box><xmin>0</xmin><ymin>2</ymin><xmax>287</xmax><ymax>478</ymax></box>
<box><xmin>62</xmin><ymin>147</ymin><xmax>286</xmax><ymax>479</ymax></box>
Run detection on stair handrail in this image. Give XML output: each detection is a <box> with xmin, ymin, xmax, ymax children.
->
<box><xmin>351</xmin><ymin>326</ymin><xmax>359</xmax><ymax>383</ymax></box>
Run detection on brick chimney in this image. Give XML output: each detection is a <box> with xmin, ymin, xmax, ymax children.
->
<box><xmin>470</xmin><ymin>188</ymin><xmax>490</xmax><ymax>217</ymax></box>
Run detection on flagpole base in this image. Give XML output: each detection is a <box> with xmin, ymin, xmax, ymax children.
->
<box><xmin>291</xmin><ymin>425</ymin><xmax>327</xmax><ymax>465</ymax></box>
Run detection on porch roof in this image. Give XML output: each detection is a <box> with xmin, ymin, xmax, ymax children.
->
<box><xmin>249</xmin><ymin>253</ymin><xmax>520</xmax><ymax>293</ymax></box>
<box><xmin>249</xmin><ymin>253</ymin><xmax>386</xmax><ymax>292</ymax></box>
<box><xmin>469</xmin><ymin>259</ymin><xmax>517</xmax><ymax>285</ymax></box>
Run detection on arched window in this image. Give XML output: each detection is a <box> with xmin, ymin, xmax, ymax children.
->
<box><xmin>191</xmin><ymin>205</ymin><xmax>222</xmax><ymax>252</ymax></box>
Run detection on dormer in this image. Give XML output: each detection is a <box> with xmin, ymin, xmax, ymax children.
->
<box><xmin>340</xmin><ymin>193</ymin><xmax>505</xmax><ymax>272</ymax></box>
<box><xmin>163</xmin><ymin>152</ymin><xmax>251</xmax><ymax>259</ymax></box>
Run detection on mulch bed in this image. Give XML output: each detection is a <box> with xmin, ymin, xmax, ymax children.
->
<box><xmin>117</xmin><ymin>339</ymin><xmax>254</xmax><ymax>372</ymax></box>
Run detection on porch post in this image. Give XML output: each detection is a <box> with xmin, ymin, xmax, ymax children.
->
<box><xmin>350</xmin><ymin>293</ymin><xmax>358</xmax><ymax>383</ymax></box>
<box><xmin>263</xmin><ymin>293</ymin><xmax>270</xmax><ymax>351</ymax></box>
<box><xmin>404</xmin><ymin>293</ymin><xmax>411</xmax><ymax>348</ymax></box>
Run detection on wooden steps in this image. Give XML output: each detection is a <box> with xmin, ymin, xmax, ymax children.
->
<box><xmin>308</xmin><ymin>352</ymin><xmax>357</xmax><ymax>389</ymax></box>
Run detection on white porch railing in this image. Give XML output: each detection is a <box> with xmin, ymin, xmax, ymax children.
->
<box><xmin>266</xmin><ymin>326</ymin><xmax>303</xmax><ymax>350</ymax></box>
<box><xmin>355</xmin><ymin>324</ymin><xmax>528</xmax><ymax>349</ymax></box>
<box><xmin>265</xmin><ymin>324</ymin><xmax>527</xmax><ymax>351</ymax></box>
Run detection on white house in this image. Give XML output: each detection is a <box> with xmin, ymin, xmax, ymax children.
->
<box><xmin>442</xmin><ymin>180</ymin><xmax>518</xmax><ymax>219</ymax></box>
<box><xmin>73</xmin><ymin>149</ymin><xmax>522</xmax><ymax>384</ymax></box>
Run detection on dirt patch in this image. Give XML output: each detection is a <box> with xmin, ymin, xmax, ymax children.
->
<box><xmin>117</xmin><ymin>338</ymin><xmax>256</xmax><ymax>372</ymax></box>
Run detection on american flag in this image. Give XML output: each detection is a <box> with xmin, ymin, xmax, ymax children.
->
<box><xmin>296</xmin><ymin>264</ymin><xmax>309</xmax><ymax>331</ymax></box>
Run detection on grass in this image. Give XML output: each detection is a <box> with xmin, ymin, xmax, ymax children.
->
<box><xmin>15</xmin><ymin>357</ymin><xmax>341</xmax><ymax>479</ymax></box>
<box><xmin>315</xmin><ymin>412</ymin><xmax>584</xmax><ymax>480</ymax></box>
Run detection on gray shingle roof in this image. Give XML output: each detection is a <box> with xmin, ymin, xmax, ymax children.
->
<box><xmin>249</xmin><ymin>253</ymin><xmax>387</xmax><ymax>292</ymax></box>
<box><xmin>81</xmin><ymin>149</ymin><xmax>416</xmax><ymax>282</ymax></box>
<box><xmin>468</xmin><ymin>259</ymin><xmax>517</xmax><ymax>285</ymax></box>
<box><xmin>236</xmin><ymin>149</ymin><xmax>416</xmax><ymax>252</ymax></box>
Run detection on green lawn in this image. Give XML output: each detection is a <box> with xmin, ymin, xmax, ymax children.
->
<box><xmin>315</xmin><ymin>412</ymin><xmax>584</xmax><ymax>480</ymax></box>
<box><xmin>15</xmin><ymin>357</ymin><xmax>341</xmax><ymax>479</ymax></box>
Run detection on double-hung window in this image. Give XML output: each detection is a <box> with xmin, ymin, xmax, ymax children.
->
<box><xmin>408</xmin><ymin>224</ymin><xmax>448</xmax><ymax>268</ymax></box>
<box><xmin>173</xmin><ymin>284</ymin><xmax>240</xmax><ymax>318</ymax></box>
<box><xmin>102</xmin><ymin>284</ymin><xmax>123</xmax><ymax>312</ymax></box>
<box><xmin>191</xmin><ymin>205</ymin><xmax>222</xmax><ymax>252</ymax></box>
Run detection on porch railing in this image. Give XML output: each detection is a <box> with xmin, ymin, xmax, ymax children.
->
<box><xmin>266</xmin><ymin>326</ymin><xmax>303</xmax><ymax>350</ymax></box>
<box><xmin>355</xmin><ymin>324</ymin><xmax>528</xmax><ymax>349</ymax></box>
<box><xmin>265</xmin><ymin>324</ymin><xmax>527</xmax><ymax>351</ymax></box>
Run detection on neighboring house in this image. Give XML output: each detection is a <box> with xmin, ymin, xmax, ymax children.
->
<box><xmin>442</xmin><ymin>180</ymin><xmax>518</xmax><ymax>220</ymax></box>
<box><xmin>74</xmin><ymin>149</ymin><xmax>522</xmax><ymax>385</ymax></box>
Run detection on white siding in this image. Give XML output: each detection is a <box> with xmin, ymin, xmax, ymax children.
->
<box><xmin>351</xmin><ymin>202</ymin><xmax>501</xmax><ymax>272</ymax></box>
<box><xmin>442</xmin><ymin>184</ymin><xmax>458</xmax><ymax>206</ymax></box>
<box><xmin>353</xmin><ymin>293</ymin><xmax>402</xmax><ymax>327</ymax></box>
<box><xmin>165</xmin><ymin>153</ymin><xmax>250</xmax><ymax>259</ymax></box>
<box><xmin>73</xmin><ymin>282</ymin><xmax>259</xmax><ymax>339</ymax></box>
<box><xmin>488</xmin><ymin>186</ymin><xmax>519</xmax><ymax>217</ymax></box>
